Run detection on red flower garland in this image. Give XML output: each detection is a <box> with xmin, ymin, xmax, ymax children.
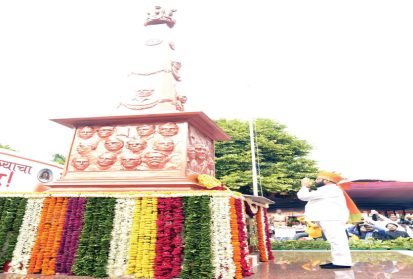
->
<box><xmin>244</xmin><ymin>201</ymin><xmax>259</xmax><ymax>217</ymax></box>
<box><xmin>234</xmin><ymin>199</ymin><xmax>253</xmax><ymax>277</ymax></box>
<box><xmin>154</xmin><ymin>197</ymin><xmax>184</xmax><ymax>279</ymax></box>
<box><xmin>263</xmin><ymin>208</ymin><xmax>274</xmax><ymax>260</ymax></box>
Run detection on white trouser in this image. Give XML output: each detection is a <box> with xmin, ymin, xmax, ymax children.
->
<box><xmin>317</xmin><ymin>220</ymin><xmax>352</xmax><ymax>266</ymax></box>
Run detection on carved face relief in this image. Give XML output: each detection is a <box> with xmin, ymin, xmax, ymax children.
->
<box><xmin>178</xmin><ymin>95</ymin><xmax>187</xmax><ymax>104</ymax></box>
<box><xmin>153</xmin><ymin>138</ymin><xmax>175</xmax><ymax>152</ymax></box>
<box><xmin>172</xmin><ymin>61</ymin><xmax>182</xmax><ymax>70</ymax></box>
<box><xmin>97</xmin><ymin>153</ymin><xmax>117</xmax><ymax>167</ymax></box>
<box><xmin>187</xmin><ymin>145</ymin><xmax>196</xmax><ymax>160</ymax></box>
<box><xmin>76</xmin><ymin>142</ymin><xmax>97</xmax><ymax>155</ymax></box>
<box><xmin>159</xmin><ymin>123</ymin><xmax>179</xmax><ymax>137</ymax></box>
<box><xmin>145</xmin><ymin>152</ymin><xmax>168</xmax><ymax>168</ymax></box>
<box><xmin>71</xmin><ymin>156</ymin><xmax>90</xmax><ymax>171</ymax></box>
<box><xmin>97</xmin><ymin>126</ymin><xmax>115</xmax><ymax>139</ymax></box>
<box><xmin>104</xmin><ymin>137</ymin><xmax>124</xmax><ymax>152</ymax></box>
<box><xmin>194</xmin><ymin>143</ymin><xmax>207</xmax><ymax>160</ymax></box>
<box><xmin>121</xmin><ymin>154</ymin><xmax>142</xmax><ymax>170</ymax></box>
<box><xmin>137</xmin><ymin>125</ymin><xmax>156</xmax><ymax>136</ymax></box>
<box><xmin>77</xmin><ymin>127</ymin><xmax>96</xmax><ymax>139</ymax></box>
<box><xmin>126</xmin><ymin>139</ymin><xmax>147</xmax><ymax>153</ymax></box>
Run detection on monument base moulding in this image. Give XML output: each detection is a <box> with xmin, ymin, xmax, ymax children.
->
<box><xmin>45</xmin><ymin>111</ymin><xmax>231</xmax><ymax>192</ymax></box>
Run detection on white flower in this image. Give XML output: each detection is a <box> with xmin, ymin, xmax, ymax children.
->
<box><xmin>210</xmin><ymin>196</ymin><xmax>236</xmax><ymax>279</ymax></box>
<box><xmin>105</xmin><ymin>198</ymin><xmax>135</xmax><ymax>277</ymax></box>
<box><xmin>8</xmin><ymin>198</ymin><xmax>45</xmax><ymax>274</ymax></box>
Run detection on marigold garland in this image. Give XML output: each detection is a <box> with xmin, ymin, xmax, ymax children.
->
<box><xmin>263</xmin><ymin>208</ymin><xmax>274</xmax><ymax>260</ymax></box>
<box><xmin>27</xmin><ymin>197</ymin><xmax>52</xmax><ymax>274</ymax></box>
<box><xmin>127</xmin><ymin>197</ymin><xmax>158</xmax><ymax>278</ymax></box>
<box><xmin>41</xmin><ymin>197</ymin><xmax>68</xmax><ymax>275</ymax></box>
<box><xmin>256</xmin><ymin>207</ymin><xmax>268</xmax><ymax>262</ymax></box>
<box><xmin>229</xmin><ymin>198</ymin><xmax>243</xmax><ymax>279</ymax></box>
<box><xmin>0</xmin><ymin>192</ymin><xmax>268</xmax><ymax>279</ymax></box>
<box><xmin>55</xmin><ymin>197</ymin><xmax>87</xmax><ymax>274</ymax></box>
<box><xmin>234</xmin><ymin>198</ymin><xmax>253</xmax><ymax>277</ymax></box>
<box><xmin>8</xmin><ymin>198</ymin><xmax>45</xmax><ymax>274</ymax></box>
<box><xmin>154</xmin><ymin>197</ymin><xmax>184</xmax><ymax>279</ymax></box>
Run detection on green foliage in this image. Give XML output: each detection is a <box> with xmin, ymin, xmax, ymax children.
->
<box><xmin>271</xmin><ymin>239</ymin><xmax>330</xmax><ymax>250</ymax></box>
<box><xmin>0</xmin><ymin>198</ymin><xmax>25</xmax><ymax>273</ymax></box>
<box><xmin>51</xmin><ymin>153</ymin><xmax>66</xmax><ymax>165</ymax></box>
<box><xmin>72</xmin><ymin>197</ymin><xmax>117</xmax><ymax>278</ymax></box>
<box><xmin>0</xmin><ymin>198</ymin><xmax>27</xmax><ymax>272</ymax></box>
<box><xmin>214</xmin><ymin>118</ymin><xmax>320</xmax><ymax>196</ymax></box>
<box><xmin>272</xmin><ymin>238</ymin><xmax>413</xmax><ymax>251</ymax></box>
<box><xmin>0</xmin><ymin>144</ymin><xmax>18</xmax><ymax>152</ymax></box>
<box><xmin>265</xmin><ymin>251</ymin><xmax>413</xmax><ymax>264</ymax></box>
<box><xmin>181</xmin><ymin>196</ymin><xmax>213</xmax><ymax>279</ymax></box>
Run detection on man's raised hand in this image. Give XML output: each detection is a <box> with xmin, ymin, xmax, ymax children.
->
<box><xmin>301</xmin><ymin>178</ymin><xmax>312</xmax><ymax>188</ymax></box>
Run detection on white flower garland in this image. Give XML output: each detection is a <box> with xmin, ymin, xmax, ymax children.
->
<box><xmin>210</xmin><ymin>196</ymin><xmax>236</xmax><ymax>279</ymax></box>
<box><xmin>240</xmin><ymin>199</ymin><xmax>250</xmax><ymax>258</ymax></box>
<box><xmin>106</xmin><ymin>198</ymin><xmax>136</xmax><ymax>277</ymax></box>
<box><xmin>8</xmin><ymin>198</ymin><xmax>45</xmax><ymax>274</ymax></box>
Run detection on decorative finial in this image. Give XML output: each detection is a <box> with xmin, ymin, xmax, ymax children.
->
<box><xmin>144</xmin><ymin>6</ymin><xmax>177</xmax><ymax>28</ymax></box>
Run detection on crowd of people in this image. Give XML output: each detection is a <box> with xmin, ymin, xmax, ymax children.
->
<box><xmin>268</xmin><ymin>209</ymin><xmax>413</xmax><ymax>241</ymax></box>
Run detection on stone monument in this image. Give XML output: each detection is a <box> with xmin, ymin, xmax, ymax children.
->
<box><xmin>47</xmin><ymin>6</ymin><xmax>231</xmax><ymax>192</ymax></box>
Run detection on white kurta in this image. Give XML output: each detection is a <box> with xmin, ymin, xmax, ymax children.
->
<box><xmin>297</xmin><ymin>184</ymin><xmax>349</xmax><ymax>222</ymax></box>
<box><xmin>298</xmin><ymin>184</ymin><xmax>352</xmax><ymax>266</ymax></box>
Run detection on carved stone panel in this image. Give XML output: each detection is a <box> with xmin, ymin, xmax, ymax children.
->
<box><xmin>187</xmin><ymin>125</ymin><xmax>215</xmax><ymax>176</ymax></box>
<box><xmin>67</xmin><ymin>123</ymin><xmax>185</xmax><ymax>172</ymax></box>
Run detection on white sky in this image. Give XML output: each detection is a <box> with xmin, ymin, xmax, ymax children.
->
<box><xmin>1</xmin><ymin>1</ymin><xmax>412</xmax><ymax>181</ymax></box>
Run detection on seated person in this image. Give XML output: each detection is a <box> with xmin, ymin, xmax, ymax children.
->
<box><xmin>348</xmin><ymin>222</ymin><xmax>385</xmax><ymax>241</ymax></box>
<box><xmin>293</xmin><ymin>216</ymin><xmax>323</xmax><ymax>240</ymax></box>
<box><xmin>292</xmin><ymin>221</ymin><xmax>306</xmax><ymax>233</ymax></box>
<box><xmin>385</xmin><ymin>223</ymin><xmax>410</xmax><ymax>240</ymax></box>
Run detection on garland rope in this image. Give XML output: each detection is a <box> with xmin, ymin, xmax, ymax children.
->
<box><xmin>181</xmin><ymin>196</ymin><xmax>213</xmax><ymax>279</ymax></box>
<box><xmin>0</xmin><ymin>198</ymin><xmax>27</xmax><ymax>273</ymax></box>
<box><xmin>71</xmin><ymin>197</ymin><xmax>117</xmax><ymax>278</ymax></box>
<box><xmin>8</xmin><ymin>198</ymin><xmax>45</xmax><ymax>274</ymax></box>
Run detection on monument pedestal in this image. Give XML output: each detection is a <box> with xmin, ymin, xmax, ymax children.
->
<box><xmin>46</xmin><ymin>111</ymin><xmax>231</xmax><ymax>192</ymax></box>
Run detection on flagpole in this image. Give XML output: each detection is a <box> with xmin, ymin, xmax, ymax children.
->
<box><xmin>249</xmin><ymin>118</ymin><xmax>259</xmax><ymax>196</ymax></box>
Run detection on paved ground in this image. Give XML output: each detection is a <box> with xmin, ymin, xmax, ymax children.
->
<box><xmin>248</xmin><ymin>250</ymin><xmax>413</xmax><ymax>279</ymax></box>
<box><xmin>2</xmin><ymin>251</ymin><xmax>413</xmax><ymax>279</ymax></box>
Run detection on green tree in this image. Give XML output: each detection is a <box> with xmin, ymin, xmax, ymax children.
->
<box><xmin>0</xmin><ymin>143</ymin><xmax>18</xmax><ymax>152</ymax></box>
<box><xmin>51</xmin><ymin>153</ymin><xmax>66</xmax><ymax>165</ymax></box>
<box><xmin>214</xmin><ymin>118</ymin><xmax>320</xmax><ymax>197</ymax></box>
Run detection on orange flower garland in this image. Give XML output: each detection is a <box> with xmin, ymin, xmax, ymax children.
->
<box><xmin>256</xmin><ymin>207</ymin><xmax>268</xmax><ymax>262</ymax></box>
<box><xmin>28</xmin><ymin>197</ymin><xmax>51</xmax><ymax>274</ymax></box>
<box><xmin>43</xmin><ymin>197</ymin><xmax>68</xmax><ymax>275</ymax></box>
<box><xmin>27</xmin><ymin>197</ymin><xmax>68</xmax><ymax>275</ymax></box>
<box><xmin>229</xmin><ymin>198</ymin><xmax>243</xmax><ymax>279</ymax></box>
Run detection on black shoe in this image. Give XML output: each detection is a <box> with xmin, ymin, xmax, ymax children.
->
<box><xmin>320</xmin><ymin>264</ymin><xmax>351</xmax><ymax>269</ymax></box>
<box><xmin>319</xmin><ymin>263</ymin><xmax>333</xmax><ymax>267</ymax></box>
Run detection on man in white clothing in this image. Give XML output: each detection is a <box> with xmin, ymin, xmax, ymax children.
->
<box><xmin>298</xmin><ymin>172</ymin><xmax>352</xmax><ymax>269</ymax></box>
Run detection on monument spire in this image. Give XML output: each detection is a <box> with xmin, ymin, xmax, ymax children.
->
<box><xmin>47</xmin><ymin>6</ymin><xmax>231</xmax><ymax>192</ymax></box>
<box><xmin>117</xmin><ymin>5</ymin><xmax>186</xmax><ymax>113</ymax></box>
